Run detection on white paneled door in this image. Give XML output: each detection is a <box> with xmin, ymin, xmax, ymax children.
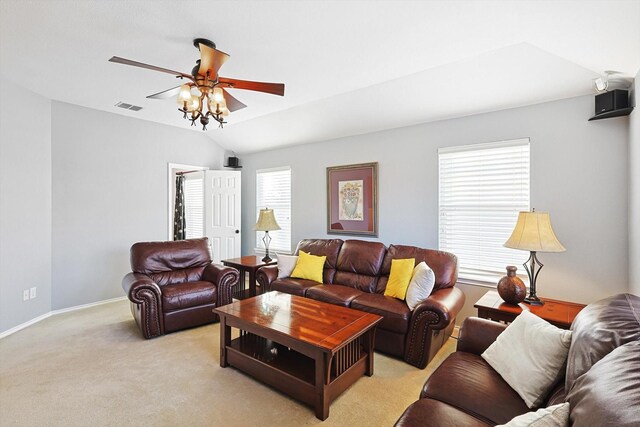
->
<box><xmin>204</xmin><ymin>170</ymin><xmax>242</xmax><ymax>264</ymax></box>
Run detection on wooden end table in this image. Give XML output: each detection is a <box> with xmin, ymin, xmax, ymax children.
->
<box><xmin>221</xmin><ymin>255</ymin><xmax>277</xmax><ymax>300</ymax></box>
<box><xmin>214</xmin><ymin>292</ymin><xmax>382</xmax><ymax>420</ymax></box>
<box><xmin>474</xmin><ymin>290</ymin><xmax>586</xmax><ymax>330</ymax></box>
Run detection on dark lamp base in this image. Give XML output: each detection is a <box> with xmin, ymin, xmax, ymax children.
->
<box><xmin>524</xmin><ymin>296</ymin><xmax>544</xmax><ymax>306</ymax></box>
<box><xmin>262</xmin><ymin>255</ymin><xmax>272</xmax><ymax>263</ymax></box>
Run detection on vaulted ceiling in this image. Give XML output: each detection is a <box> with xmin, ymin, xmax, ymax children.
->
<box><xmin>1</xmin><ymin>0</ymin><xmax>638</xmax><ymax>153</ymax></box>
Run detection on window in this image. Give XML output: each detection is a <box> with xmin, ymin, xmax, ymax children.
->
<box><xmin>439</xmin><ymin>139</ymin><xmax>530</xmax><ymax>283</ymax></box>
<box><xmin>256</xmin><ymin>167</ymin><xmax>291</xmax><ymax>253</ymax></box>
<box><xmin>167</xmin><ymin>163</ymin><xmax>207</xmax><ymax>240</ymax></box>
<box><xmin>183</xmin><ymin>173</ymin><xmax>204</xmax><ymax>239</ymax></box>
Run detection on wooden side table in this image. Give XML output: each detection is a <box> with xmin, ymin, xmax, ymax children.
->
<box><xmin>474</xmin><ymin>290</ymin><xmax>586</xmax><ymax>330</ymax></box>
<box><xmin>221</xmin><ymin>256</ymin><xmax>277</xmax><ymax>300</ymax></box>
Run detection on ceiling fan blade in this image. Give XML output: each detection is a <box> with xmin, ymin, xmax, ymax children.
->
<box><xmin>218</xmin><ymin>77</ymin><xmax>285</xmax><ymax>96</ymax></box>
<box><xmin>198</xmin><ymin>44</ymin><xmax>230</xmax><ymax>77</ymax></box>
<box><xmin>109</xmin><ymin>56</ymin><xmax>194</xmax><ymax>80</ymax></box>
<box><xmin>146</xmin><ymin>85</ymin><xmax>182</xmax><ymax>99</ymax></box>
<box><xmin>222</xmin><ymin>88</ymin><xmax>247</xmax><ymax>112</ymax></box>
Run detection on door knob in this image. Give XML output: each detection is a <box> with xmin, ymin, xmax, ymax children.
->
<box><xmin>235</xmin><ymin>230</ymin><xmax>240</xmax><ymax>234</ymax></box>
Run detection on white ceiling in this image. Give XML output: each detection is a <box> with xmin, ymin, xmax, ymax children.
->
<box><xmin>1</xmin><ymin>0</ymin><xmax>639</xmax><ymax>153</ymax></box>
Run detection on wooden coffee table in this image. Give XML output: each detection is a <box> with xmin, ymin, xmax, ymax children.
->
<box><xmin>213</xmin><ymin>291</ymin><xmax>382</xmax><ymax>420</ymax></box>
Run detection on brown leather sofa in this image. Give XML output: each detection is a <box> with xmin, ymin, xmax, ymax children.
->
<box><xmin>122</xmin><ymin>238</ymin><xmax>239</xmax><ymax>339</ymax></box>
<box><xmin>394</xmin><ymin>293</ymin><xmax>640</xmax><ymax>426</ymax></box>
<box><xmin>256</xmin><ymin>239</ymin><xmax>465</xmax><ymax>368</ymax></box>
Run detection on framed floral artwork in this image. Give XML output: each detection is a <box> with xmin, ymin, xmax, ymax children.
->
<box><xmin>326</xmin><ymin>162</ymin><xmax>378</xmax><ymax>236</ymax></box>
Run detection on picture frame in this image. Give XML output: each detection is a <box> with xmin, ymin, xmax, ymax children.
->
<box><xmin>326</xmin><ymin>162</ymin><xmax>378</xmax><ymax>236</ymax></box>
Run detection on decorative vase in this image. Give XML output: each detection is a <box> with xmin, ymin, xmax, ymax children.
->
<box><xmin>497</xmin><ymin>266</ymin><xmax>526</xmax><ymax>305</ymax></box>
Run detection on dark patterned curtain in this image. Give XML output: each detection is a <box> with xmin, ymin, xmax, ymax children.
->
<box><xmin>173</xmin><ymin>174</ymin><xmax>186</xmax><ymax>240</ymax></box>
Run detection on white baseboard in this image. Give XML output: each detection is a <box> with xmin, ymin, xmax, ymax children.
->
<box><xmin>0</xmin><ymin>312</ymin><xmax>52</xmax><ymax>339</ymax></box>
<box><xmin>0</xmin><ymin>296</ymin><xmax>127</xmax><ymax>340</ymax></box>
<box><xmin>50</xmin><ymin>296</ymin><xmax>127</xmax><ymax>315</ymax></box>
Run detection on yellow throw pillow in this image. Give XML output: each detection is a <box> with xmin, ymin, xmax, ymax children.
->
<box><xmin>384</xmin><ymin>258</ymin><xmax>416</xmax><ymax>300</ymax></box>
<box><xmin>290</xmin><ymin>250</ymin><xmax>326</xmax><ymax>283</ymax></box>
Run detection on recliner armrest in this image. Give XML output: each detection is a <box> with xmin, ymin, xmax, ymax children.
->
<box><xmin>122</xmin><ymin>272</ymin><xmax>161</xmax><ymax>302</ymax></box>
<box><xmin>456</xmin><ymin>316</ymin><xmax>507</xmax><ymax>355</ymax></box>
<box><xmin>202</xmin><ymin>263</ymin><xmax>239</xmax><ymax>306</ymax></box>
<box><xmin>256</xmin><ymin>265</ymin><xmax>279</xmax><ymax>291</ymax></box>
<box><xmin>411</xmin><ymin>287</ymin><xmax>466</xmax><ymax>330</ymax></box>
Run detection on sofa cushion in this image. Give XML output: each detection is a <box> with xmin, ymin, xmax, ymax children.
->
<box><xmin>295</xmin><ymin>239</ymin><xmax>343</xmax><ymax>283</ymax></box>
<box><xmin>290</xmin><ymin>251</ymin><xmax>326</xmax><ymax>283</ymax></box>
<box><xmin>565</xmin><ymin>293</ymin><xmax>640</xmax><ymax>393</ymax></box>
<box><xmin>421</xmin><ymin>351</ymin><xmax>530</xmax><ymax>425</ymax></box>
<box><xmin>394</xmin><ymin>398</ymin><xmax>492</xmax><ymax>427</ymax></box>
<box><xmin>378</xmin><ymin>244</ymin><xmax>458</xmax><ymax>293</ymax></box>
<box><xmin>351</xmin><ymin>293</ymin><xmax>411</xmax><ymax>334</ymax></box>
<box><xmin>498</xmin><ymin>403</ymin><xmax>569</xmax><ymax>427</ymax></box>
<box><xmin>270</xmin><ymin>278</ymin><xmax>319</xmax><ymax>297</ymax></box>
<box><xmin>334</xmin><ymin>240</ymin><xmax>386</xmax><ymax>292</ymax></box>
<box><xmin>131</xmin><ymin>237</ymin><xmax>211</xmax><ymax>275</ymax></box>
<box><xmin>406</xmin><ymin>261</ymin><xmax>436</xmax><ymax>310</ymax></box>
<box><xmin>306</xmin><ymin>285</ymin><xmax>364</xmax><ymax>307</ymax></box>
<box><xmin>276</xmin><ymin>253</ymin><xmax>298</xmax><ymax>278</ymax></box>
<box><xmin>482</xmin><ymin>310</ymin><xmax>572</xmax><ymax>409</ymax></box>
<box><xmin>161</xmin><ymin>281</ymin><xmax>216</xmax><ymax>311</ymax></box>
<box><xmin>567</xmin><ymin>340</ymin><xmax>640</xmax><ymax>427</ymax></box>
<box><xmin>384</xmin><ymin>258</ymin><xmax>415</xmax><ymax>300</ymax></box>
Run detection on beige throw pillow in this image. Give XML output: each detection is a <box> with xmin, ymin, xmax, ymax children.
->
<box><xmin>497</xmin><ymin>402</ymin><xmax>570</xmax><ymax>427</ymax></box>
<box><xmin>482</xmin><ymin>310</ymin><xmax>572</xmax><ymax>408</ymax></box>
<box><xmin>276</xmin><ymin>253</ymin><xmax>298</xmax><ymax>279</ymax></box>
<box><xmin>405</xmin><ymin>261</ymin><xmax>436</xmax><ymax>310</ymax></box>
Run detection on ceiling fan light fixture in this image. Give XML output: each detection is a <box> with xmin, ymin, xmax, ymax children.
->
<box><xmin>212</xmin><ymin>87</ymin><xmax>225</xmax><ymax>103</ymax></box>
<box><xmin>110</xmin><ymin>38</ymin><xmax>284</xmax><ymax>131</ymax></box>
<box><xmin>177</xmin><ymin>84</ymin><xmax>192</xmax><ymax>102</ymax></box>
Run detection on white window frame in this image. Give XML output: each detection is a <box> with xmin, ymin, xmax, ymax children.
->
<box><xmin>167</xmin><ymin>163</ymin><xmax>208</xmax><ymax>240</ymax></box>
<box><xmin>255</xmin><ymin>166</ymin><xmax>292</xmax><ymax>254</ymax></box>
<box><xmin>438</xmin><ymin>138</ymin><xmax>530</xmax><ymax>285</ymax></box>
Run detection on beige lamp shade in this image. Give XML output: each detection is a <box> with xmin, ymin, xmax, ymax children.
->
<box><xmin>255</xmin><ymin>208</ymin><xmax>281</xmax><ymax>231</ymax></box>
<box><xmin>503</xmin><ymin>211</ymin><xmax>566</xmax><ymax>253</ymax></box>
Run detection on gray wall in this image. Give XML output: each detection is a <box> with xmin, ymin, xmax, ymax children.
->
<box><xmin>0</xmin><ymin>79</ymin><xmax>52</xmax><ymax>332</ymax></box>
<box><xmin>51</xmin><ymin>102</ymin><xmax>227</xmax><ymax>309</ymax></box>
<box><xmin>630</xmin><ymin>70</ymin><xmax>640</xmax><ymax>296</ymax></box>
<box><xmin>241</xmin><ymin>94</ymin><xmax>630</xmax><ymax>320</ymax></box>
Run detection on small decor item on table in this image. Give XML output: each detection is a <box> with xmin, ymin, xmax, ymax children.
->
<box><xmin>255</xmin><ymin>208</ymin><xmax>281</xmax><ymax>263</ymax></box>
<box><xmin>497</xmin><ymin>266</ymin><xmax>526</xmax><ymax>305</ymax></box>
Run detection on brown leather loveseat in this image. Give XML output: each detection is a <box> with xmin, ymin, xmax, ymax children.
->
<box><xmin>394</xmin><ymin>293</ymin><xmax>640</xmax><ymax>426</ymax></box>
<box><xmin>122</xmin><ymin>238</ymin><xmax>239</xmax><ymax>339</ymax></box>
<box><xmin>256</xmin><ymin>239</ymin><xmax>465</xmax><ymax>368</ymax></box>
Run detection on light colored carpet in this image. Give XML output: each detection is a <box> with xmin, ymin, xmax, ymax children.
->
<box><xmin>0</xmin><ymin>300</ymin><xmax>455</xmax><ymax>426</ymax></box>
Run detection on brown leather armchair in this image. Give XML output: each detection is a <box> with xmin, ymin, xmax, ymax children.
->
<box><xmin>122</xmin><ymin>238</ymin><xmax>239</xmax><ymax>339</ymax></box>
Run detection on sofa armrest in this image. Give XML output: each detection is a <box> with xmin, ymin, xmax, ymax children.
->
<box><xmin>411</xmin><ymin>287</ymin><xmax>466</xmax><ymax>330</ymax></box>
<box><xmin>122</xmin><ymin>272</ymin><xmax>164</xmax><ymax>338</ymax></box>
<box><xmin>405</xmin><ymin>287</ymin><xmax>465</xmax><ymax>368</ymax></box>
<box><xmin>456</xmin><ymin>316</ymin><xmax>507</xmax><ymax>355</ymax></box>
<box><xmin>202</xmin><ymin>263</ymin><xmax>239</xmax><ymax>307</ymax></box>
<box><xmin>256</xmin><ymin>265</ymin><xmax>279</xmax><ymax>291</ymax></box>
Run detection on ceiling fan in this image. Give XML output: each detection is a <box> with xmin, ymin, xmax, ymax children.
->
<box><xmin>109</xmin><ymin>38</ymin><xmax>285</xmax><ymax>130</ymax></box>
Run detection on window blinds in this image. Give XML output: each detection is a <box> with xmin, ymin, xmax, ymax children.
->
<box><xmin>184</xmin><ymin>174</ymin><xmax>204</xmax><ymax>239</ymax></box>
<box><xmin>439</xmin><ymin>139</ymin><xmax>530</xmax><ymax>283</ymax></box>
<box><xmin>256</xmin><ymin>167</ymin><xmax>292</xmax><ymax>253</ymax></box>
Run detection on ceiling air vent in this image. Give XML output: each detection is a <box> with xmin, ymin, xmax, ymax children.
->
<box><xmin>115</xmin><ymin>101</ymin><xmax>143</xmax><ymax>111</ymax></box>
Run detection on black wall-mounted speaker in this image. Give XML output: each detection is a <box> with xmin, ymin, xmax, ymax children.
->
<box><xmin>595</xmin><ymin>89</ymin><xmax>629</xmax><ymax>115</ymax></box>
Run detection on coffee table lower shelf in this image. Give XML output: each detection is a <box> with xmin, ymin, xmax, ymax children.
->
<box><xmin>223</xmin><ymin>331</ymin><xmax>371</xmax><ymax>420</ymax></box>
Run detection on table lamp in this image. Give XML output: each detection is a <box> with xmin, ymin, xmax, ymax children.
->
<box><xmin>255</xmin><ymin>208</ymin><xmax>281</xmax><ymax>263</ymax></box>
<box><xmin>503</xmin><ymin>209</ymin><xmax>565</xmax><ymax>306</ymax></box>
